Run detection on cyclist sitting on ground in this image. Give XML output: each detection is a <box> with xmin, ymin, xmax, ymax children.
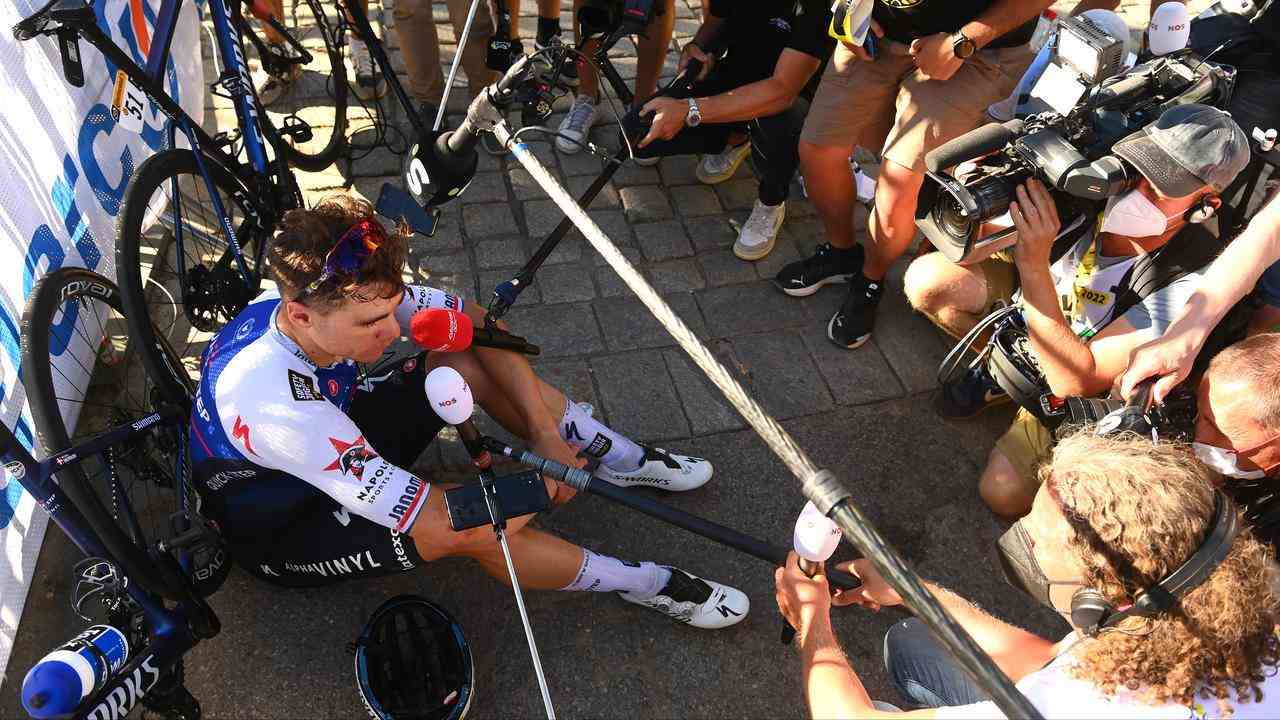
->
<box><xmin>187</xmin><ymin>194</ymin><xmax>747</xmax><ymax>628</ymax></box>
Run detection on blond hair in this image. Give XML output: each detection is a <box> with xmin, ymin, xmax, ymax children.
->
<box><xmin>1043</xmin><ymin>432</ymin><xmax>1279</xmax><ymax>714</ymax></box>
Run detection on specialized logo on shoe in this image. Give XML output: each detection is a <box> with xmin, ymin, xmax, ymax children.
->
<box><xmin>325</xmin><ymin>435</ymin><xmax>378</xmax><ymax>480</ymax></box>
<box><xmin>621</xmin><ymin>475</ymin><xmax>672</xmax><ymax>486</ymax></box>
<box><xmin>645</xmin><ymin>448</ymin><xmax>683</xmax><ymax>471</ymax></box>
<box><xmin>288</xmin><ymin>369</ymin><xmax>324</xmax><ymax>402</ymax></box>
<box><xmin>585</xmin><ymin>432</ymin><xmax>612</xmax><ymax>458</ymax></box>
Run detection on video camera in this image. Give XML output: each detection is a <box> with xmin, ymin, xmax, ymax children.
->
<box><xmin>1042</xmin><ymin>378</ymin><xmax>1198</xmax><ymax>440</ymax></box>
<box><xmin>916</xmin><ymin>14</ymin><xmax>1236</xmax><ymax>265</ymax></box>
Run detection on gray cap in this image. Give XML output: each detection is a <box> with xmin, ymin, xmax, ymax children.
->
<box><xmin>1112</xmin><ymin>103</ymin><xmax>1250</xmax><ymax>197</ymax></box>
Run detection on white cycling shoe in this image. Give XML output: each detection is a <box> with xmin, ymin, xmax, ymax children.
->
<box><xmin>619</xmin><ymin>567</ymin><xmax>749</xmax><ymax>629</ymax></box>
<box><xmin>596</xmin><ymin>446</ymin><xmax>713</xmax><ymax>492</ymax></box>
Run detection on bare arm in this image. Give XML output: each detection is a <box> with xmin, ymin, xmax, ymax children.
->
<box><xmin>960</xmin><ymin>0</ymin><xmax>1055</xmax><ymax>49</ymax></box>
<box><xmin>1120</xmin><ymin>192</ymin><xmax>1280</xmax><ymax>399</ymax></box>
<box><xmin>693</xmin><ymin>50</ymin><xmax>821</xmax><ymax>124</ymax></box>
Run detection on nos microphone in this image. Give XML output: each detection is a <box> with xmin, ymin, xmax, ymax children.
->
<box><xmin>1149</xmin><ymin>2</ymin><xmax>1190</xmax><ymax>55</ymax></box>
<box><xmin>411</xmin><ymin>308</ymin><xmax>542</xmax><ymax>355</ymax></box>
<box><xmin>424</xmin><ymin>366</ymin><xmax>489</xmax><ymax>463</ymax></box>
<box><xmin>781</xmin><ymin>502</ymin><xmax>844</xmax><ymax>644</ymax></box>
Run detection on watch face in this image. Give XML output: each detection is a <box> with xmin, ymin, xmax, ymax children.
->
<box><xmin>955</xmin><ymin>36</ymin><xmax>975</xmax><ymax>58</ymax></box>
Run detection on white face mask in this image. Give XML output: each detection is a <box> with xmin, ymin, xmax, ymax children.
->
<box><xmin>1192</xmin><ymin>442</ymin><xmax>1268</xmax><ymax>480</ymax></box>
<box><xmin>1099</xmin><ymin>188</ymin><xmax>1180</xmax><ymax>237</ymax></box>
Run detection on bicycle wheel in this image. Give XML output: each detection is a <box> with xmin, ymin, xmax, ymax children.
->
<box><xmin>21</xmin><ymin>267</ymin><xmax>196</xmax><ymax>600</ymax></box>
<box><xmin>117</xmin><ymin>148</ymin><xmax>268</xmax><ymax>408</ymax></box>
<box><xmin>242</xmin><ymin>0</ymin><xmax>349</xmax><ymax>170</ymax></box>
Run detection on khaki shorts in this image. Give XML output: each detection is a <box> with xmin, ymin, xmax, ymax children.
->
<box><xmin>978</xmin><ymin>253</ymin><xmax>1018</xmax><ymax>314</ymax></box>
<box><xmin>995</xmin><ymin>407</ymin><xmax>1054</xmax><ymax>491</ymax></box>
<box><xmin>802</xmin><ymin>43</ymin><xmax>1033</xmax><ymax>173</ymax></box>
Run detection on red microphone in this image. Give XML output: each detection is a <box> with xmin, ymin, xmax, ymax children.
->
<box><xmin>410</xmin><ymin>308</ymin><xmax>541</xmax><ymax>355</ymax></box>
<box><xmin>410</xmin><ymin>307</ymin><xmax>474</xmax><ymax>352</ymax></box>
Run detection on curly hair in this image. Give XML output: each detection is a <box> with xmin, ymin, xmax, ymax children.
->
<box><xmin>1042</xmin><ymin>432</ymin><xmax>1280</xmax><ymax>715</ymax></box>
<box><xmin>266</xmin><ymin>193</ymin><xmax>409</xmax><ymax>308</ymax></box>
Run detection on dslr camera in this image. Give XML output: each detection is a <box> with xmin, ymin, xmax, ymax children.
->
<box><xmin>916</xmin><ymin>14</ymin><xmax>1236</xmax><ymax>265</ymax></box>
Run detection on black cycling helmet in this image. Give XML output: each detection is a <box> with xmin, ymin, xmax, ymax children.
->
<box><xmin>354</xmin><ymin>595</ymin><xmax>474</xmax><ymax>720</ymax></box>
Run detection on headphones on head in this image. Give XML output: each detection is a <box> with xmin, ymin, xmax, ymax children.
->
<box><xmin>1067</xmin><ymin>489</ymin><xmax>1239</xmax><ymax>636</ymax></box>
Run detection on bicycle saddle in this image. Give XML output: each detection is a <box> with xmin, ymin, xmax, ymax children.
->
<box><xmin>13</xmin><ymin>0</ymin><xmax>94</xmax><ymax>41</ymax></box>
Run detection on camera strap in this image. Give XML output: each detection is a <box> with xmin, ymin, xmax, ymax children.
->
<box><xmin>1100</xmin><ymin>218</ymin><xmax>1227</xmax><ymax>336</ymax></box>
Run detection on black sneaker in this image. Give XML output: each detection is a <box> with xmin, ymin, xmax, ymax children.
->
<box><xmin>773</xmin><ymin>242</ymin><xmax>865</xmax><ymax>297</ymax></box>
<box><xmin>934</xmin><ymin>366</ymin><xmax>1010</xmax><ymax>420</ymax></box>
<box><xmin>827</xmin><ymin>274</ymin><xmax>883</xmax><ymax>349</ymax></box>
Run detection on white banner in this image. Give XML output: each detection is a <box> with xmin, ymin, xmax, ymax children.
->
<box><xmin>0</xmin><ymin>0</ymin><xmax>204</xmax><ymax>683</ymax></box>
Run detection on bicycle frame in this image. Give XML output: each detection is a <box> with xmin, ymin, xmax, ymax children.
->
<box><xmin>0</xmin><ymin>417</ymin><xmax>215</xmax><ymax>720</ymax></box>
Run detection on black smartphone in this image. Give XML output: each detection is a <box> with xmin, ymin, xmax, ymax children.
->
<box><xmin>445</xmin><ymin>470</ymin><xmax>551</xmax><ymax>531</ymax></box>
<box><xmin>376</xmin><ymin>182</ymin><xmax>441</xmax><ymax>237</ymax></box>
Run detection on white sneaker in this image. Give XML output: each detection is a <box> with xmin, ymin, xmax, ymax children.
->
<box><xmin>697</xmin><ymin>140</ymin><xmax>751</xmax><ymax>185</ymax></box>
<box><xmin>734</xmin><ymin>200</ymin><xmax>785</xmax><ymax>261</ymax></box>
<box><xmin>597</xmin><ymin>446</ymin><xmax>713</xmax><ymax>492</ymax></box>
<box><xmin>348</xmin><ymin>37</ymin><xmax>385</xmax><ymax>101</ymax></box>
<box><xmin>619</xmin><ymin>567</ymin><xmax>749</xmax><ymax>629</ymax></box>
<box><xmin>556</xmin><ymin>94</ymin><xmax>598</xmax><ymax>154</ymax></box>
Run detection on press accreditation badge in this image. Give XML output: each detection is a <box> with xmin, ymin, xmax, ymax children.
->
<box><xmin>111</xmin><ymin>70</ymin><xmax>146</xmax><ymax>134</ymax></box>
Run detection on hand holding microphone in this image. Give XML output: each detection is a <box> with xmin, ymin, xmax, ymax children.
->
<box><xmin>411</xmin><ymin>308</ymin><xmax>541</xmax><ymax>355</ymax></box>
<box><xmin>780</xmin><ymin>501</ymin><xmax>842</xmax><ymax>644</ymax></box>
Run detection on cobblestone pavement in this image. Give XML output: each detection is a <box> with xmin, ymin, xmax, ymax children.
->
<box><xmin>6</xmin><ymin>1</ymin><xmax>1212</xmax><ymax>717</ymax></box>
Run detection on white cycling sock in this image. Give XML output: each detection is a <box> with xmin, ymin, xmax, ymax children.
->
<box><xmin>559</xmin><ymin>550</ymin><xmax>671</xmax><ymax>598</ymax></box>
<box><xmin>559</xmin><ymin>400</ymin><xmax>645</xmax><ymax>472</ymax></box>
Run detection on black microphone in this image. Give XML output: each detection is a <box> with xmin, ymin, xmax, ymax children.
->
<box><xmin>924</xmin><ymin>119</ymin><xmax>1024</xmax><ymax>174</ymax></box>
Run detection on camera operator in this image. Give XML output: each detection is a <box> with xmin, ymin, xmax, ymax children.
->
<box><xmin>771</xmin><ymin>0</ymin><xmax>1048</xmax><ymax>350</ymax></box>
<box><xmin>1121</xmin><ymin>193</ymin><xmax>1280</xmax><ymax>401</ymax></box>
<box><xmin>775</xmin><ymin>432</ymin><xmax>1280</xmax><ymax>719</ymax></box>
<box><xmin>555</xmin><ymin>0</ymin><xmax>676</xmax><ymax>159</ymax></box>
<box><xmin>903</xmin><ymin>104</ymin><xmax>1249</xmax><ymax>519</ymax></box>
<box><xmin>629</xmin><ymin>0</ymin><xmax>836</xmax><ymax>261</ymax></box>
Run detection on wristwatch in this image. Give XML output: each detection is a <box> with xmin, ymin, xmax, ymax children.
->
<box><xmin>951</xmin><ymin>30</ymin><xmax>977</xmax><ymax>59</ymax></box>
<box><xmin>686</xmin><ymin>97</ymin><xmax>702</xmax><ymax>127</ymax></box>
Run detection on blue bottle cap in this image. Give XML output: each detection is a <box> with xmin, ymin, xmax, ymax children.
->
<box><xmin>23</xmin><ymin>662</ymin><xmax>82</xmax><ymax>718</ymax></box>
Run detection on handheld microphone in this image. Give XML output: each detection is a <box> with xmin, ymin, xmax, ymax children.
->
<box><xmin>1149</xmin><ymin>2</ymin><xmax>1191</xmax><ymax>55</ymax></box>
<box><xmin>424</xmin><ymin>366</ymin><xmax>489</xmax><ymax>463</ymax></box>
<box><xmin>410</xmin><ymin>308</ymin><xmax>542</xmax><ymax>355</ymax></box>
<box><xmin>781</xmin><ymin>502</ymin><xmax>843</xmax><ymax>644</ymax></box>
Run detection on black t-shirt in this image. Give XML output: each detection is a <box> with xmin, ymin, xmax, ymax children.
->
<box><xmin>708</xmin><ymin>0</ymin><xmax>836</xmax><ymax>94</ymax></box>
<box><xmin>872</xmin><ymin>0</ymin><xmax>1036</xmax><ymax>47</ymax></box>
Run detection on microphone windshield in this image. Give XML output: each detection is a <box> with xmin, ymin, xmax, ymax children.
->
<box><xmin>410</xmin><ymin>308</ymin><xmax>474</xmax><ymax>352</ymax></box>
<box><xmin>793</xmin><ymin>501</ymin><xmax>842</xmax><ymax>563</ymax></box>
<box><xmin>1149</xmin><ymin>1</ymin><xmax>1190</xmax><ymax>56</ymax></box>
<box><xmin>424</xmin><ymin>366</ymin><xmax>475</xmax><ymax>425</ymax></box>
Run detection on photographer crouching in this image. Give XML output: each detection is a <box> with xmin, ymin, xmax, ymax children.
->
<box><xmin>631</xmin><ymin>0</ymin><xmax>835</xmax><ymax>260</ymax></box>
<box><xmin>904</xmin><ymin>103</ymin><xmax>1250</xmax><ymax>519</ymax></box>
<box><xmin>775</xmin><ymin>432</ymin><xmax>1280</xmax><ymax>718</ymax></box>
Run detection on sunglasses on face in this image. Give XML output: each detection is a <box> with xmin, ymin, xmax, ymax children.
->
<box><xmin>298</xmin><ymin>219</ymin><xmax>388</xmax><ymax>300</ymax></box>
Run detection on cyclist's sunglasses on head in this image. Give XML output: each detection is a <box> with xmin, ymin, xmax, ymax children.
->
<box><xmin>298</xmin><ymin>218</ymin><xmax>388</xmax><ymax>300</ymax></box>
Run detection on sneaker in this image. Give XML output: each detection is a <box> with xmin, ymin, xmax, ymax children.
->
<box><xmin>697</xmin><ymin>140</ymin><xmax>751</xmax><ymax>185</ymax></box>
<box><xmin>827</xmin><ymin>274</ymin><xmax>883</xmax><ymax>350</ymax></box>
<box><xmin>619</xmin><ymin>567</ymin><xmax>749</xmax><ymax>629</ymax></box>
<box><xmin>934</xmin><ymin>366</ymin><xmax>1010</xmax><ymax>420</ymax></box>
<box><xmin>773</xmin><ymin>242</ymin><xmax>865</xmax><ymax>297</ymax></box>
<box><xmin>556</xmin><ymin>94</ymin><xmax>598</xmax><ymax>154</ymax></box>
<box><xmin>533</xmin><ymin>38</ymin><xmax>579</xmax><ymax>87</ymax></box>
<box><xmin>257</xmin><ymin>46</ymin><xmax>302</xmax><ymax>106</ymax></box>
<box><xmin>349</xmin><ymin>36</ymin><xmax>385</xmax><ymax>101</ymax></box>
<box><xmin>734</xmin><ymin>200</ymin><xmax>785</xmax><ymax>261</ymax></box>
<box><xmin>596</xmin><ymin>446</ymin><xmax>713</xmax><ymax>492</ymax></box>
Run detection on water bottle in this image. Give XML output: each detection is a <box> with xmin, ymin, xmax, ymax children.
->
<box><xmin>22</xmin><ymin>625</ymin><xmax>129</xmax><ymax>718</ymax></box>
<box><xmin>1029</xmin><ymin>9</ymin><xmax>1058</xmax><ymax>52</ymax></box>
